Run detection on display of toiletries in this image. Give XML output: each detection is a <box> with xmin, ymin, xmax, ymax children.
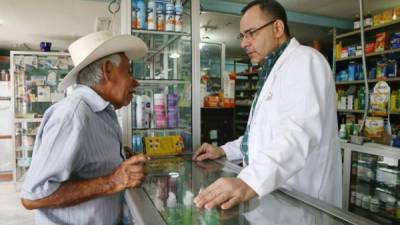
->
<box><xmin>132</xmin><ymin>0</ymin><xmax>184</xmax><ymax>32</ymax></box>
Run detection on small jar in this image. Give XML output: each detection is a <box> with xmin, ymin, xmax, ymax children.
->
<box><xmin>356</xmin><ymin>193</ymin><xmax>363</xmax><ymax>207</ymax></box>
<box><xmin>362</xmin><ymin>195</ymin><xmax>371</xmax><ymax>209</ymax></box>
<box><xmin>386</xmin><ymin>197</ymin><xmax>396</xmax><ymax>217</ymax></box>
<box><xmin>369</xmin><ymin>197</ymin><xmax>380</xmax><ymax>213</ymax></box>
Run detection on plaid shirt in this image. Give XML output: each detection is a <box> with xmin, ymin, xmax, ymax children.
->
<box><xmin>240</xmin><ymin>42</ymin><xmax>288</xmax><ymax>165</ymax></box>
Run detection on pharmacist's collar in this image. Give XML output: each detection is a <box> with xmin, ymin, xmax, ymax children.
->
<box><xmin>74</xmin><ymin>85</ymin><xmax>111</xmax><ymax>112</ymax></box>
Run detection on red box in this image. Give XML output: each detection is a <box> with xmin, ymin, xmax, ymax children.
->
<box><xmin>365</xmin><ymin>42</ymin><xmax>375</xmax><ymax>54</ymax></box>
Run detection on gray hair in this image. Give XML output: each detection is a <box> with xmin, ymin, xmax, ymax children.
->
<box><xmin>76</xmin><ymin>53</ymin><xmax>122</xmax><ymax>87</ymax></box>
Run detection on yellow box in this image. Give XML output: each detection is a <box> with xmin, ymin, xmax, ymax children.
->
<box><xmin>394</xmin><ymin>8</ymin><xmax>400</xmax><ymax>20</ymax></box>
<box><xmin>335</xmin><ymin>42</ymin><xmax>342</xmax><ymax>60</ymax></box>
<box><xmin>373</xmin><ymin>13</ymin><xmax>382</xmax><ymax>26</ymax></box>
<box><xmin>382</xmin><ymin>9</ymin><xmax>394</xmax><ymax>23</ymax></box>
<box><xmin>144</xmin><ymin>135</ymin><xmax>184</xmax><ymax>156</ymax></box>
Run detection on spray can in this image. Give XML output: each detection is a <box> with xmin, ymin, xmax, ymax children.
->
<box><xmin>175</xmin><ymin>0</ymin><xmax>183</xmax><ymax>32</ymax></box>
<box><xmin>131</xmin><ymin>0</ymin><xmax>137</xmax><ymax>29</ymax></box>
<box><xmin>156</xmin><ymin>2</ymin><xmax>165</xmax><ymax>31</ymax></box>
<box><xmin>165</xmin><ymin>0</ymin><xmax>175</xmax><ymax>32</ymax></box>
<box><xmin>136</xmin><ymin>0</ymin><xmax>146</xmax><ymax>29</ymax></box>
<box><xmin>147</xmin><ymin>0</ymin><xmax>156</xmax><ymax>30</ymax></box>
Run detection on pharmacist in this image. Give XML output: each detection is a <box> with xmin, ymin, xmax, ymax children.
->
<box><xmin>193</xmin><ymin>0</ymin><xmax>342</xmax><ymax>210</ymax></box>
<box><xmin>20</xmin><ymin>31</ymin><xmax>149</xmax><ymax>225</ymax></box>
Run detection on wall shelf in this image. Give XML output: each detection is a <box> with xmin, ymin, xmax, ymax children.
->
<box><xmin>336</xmin><ymin>19</ymin><xmax>400</xmax><ymax>39</ymax></box>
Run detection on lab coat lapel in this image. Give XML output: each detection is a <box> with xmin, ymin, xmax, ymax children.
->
<box><xmin>250</xmin><ymin>38</ymin><xmax>300</xmax><ymax>125</ymax></box>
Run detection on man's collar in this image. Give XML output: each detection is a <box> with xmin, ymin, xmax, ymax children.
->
<box><xmin>73</xmin><ymin>85</ymin><xmax>111</xmax><ymax>112</ymax></box>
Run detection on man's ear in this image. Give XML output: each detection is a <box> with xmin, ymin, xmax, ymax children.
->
<box><xmin>101</xmin><ymin>60</ymin><xmax>114</xmax><ymax>81</ymax></box>
<box><xmin>273</xmin><ymin>20</ymin><xmax>285</xmax><ymax>39</ymax></box>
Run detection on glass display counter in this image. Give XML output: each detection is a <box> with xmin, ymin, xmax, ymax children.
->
<box><xmin>125</xmin><ymin>155</ymin><xmax>378</xmax><ymax>225</ymax></box>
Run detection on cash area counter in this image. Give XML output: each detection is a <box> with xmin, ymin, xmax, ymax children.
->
<box><xmin>124</xmin><ymin>155</ymin><xmax>378</xmax><ymax>225</ymax></box>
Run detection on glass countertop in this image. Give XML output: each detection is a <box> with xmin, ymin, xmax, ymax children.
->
<box><xmin>137</xmin><ymin>155</ymin><xmax>356</xmax><ymax>225</ymax></box>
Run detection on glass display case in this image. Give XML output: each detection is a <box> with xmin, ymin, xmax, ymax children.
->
<box><xmin>348</xmin><ymin>150</ymin><xmax>400</xmax><ymax>224</ymax></box>
<box><xmin>121</xmin><ymin>0</ymin><xmax>200</xmax><ymax>154</ymax></box>
<box><xmin>341</xmin><ymin>142</ymin><xmax>400</xmax><ymax>225</ymax></box>
<box><xmin>10</xmin><ymin>51</ymin><xmax>73</xmax><ymax>187</ymax></box>
<box><xmin>200</xmin><ymin>42</ymin><xmax>225</xmax><ymax>92</ymax></box>
<box><xmin>125</xmin><ymin>155</ymin><xmax>378</xmax><ymax>225</ymax></box>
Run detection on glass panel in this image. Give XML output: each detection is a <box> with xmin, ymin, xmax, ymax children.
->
<box><xmin>12</xmin><ymin>52</ymin><xmax>73</xmax><ymax>184</ymax></box>
<box><xmin>130</xmin><ymin>0</ymin><xmax>193</xmax><ymax>155</ymax></box>
<box><xmin>14</xmin><ymin>121</ymin><xmax>40</xmax><ymax>182</ymax></box>
<box><xmin>141</xmin><ymin>156</ymin><xmax>353</xmax><ymax>225</ymax></box>
<box><xmin>349</xmin><ymin>151</ymin><xmax>400</xmax><ymax>224</ymax></box>
<box><xmin>200</xmin><ymin>42</ymin><xmax>222</xmax><ymax>92</ymax></box>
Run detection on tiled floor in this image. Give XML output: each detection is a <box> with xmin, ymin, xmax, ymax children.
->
<box><xmin>0</xmin><ymin>182</ymin><xmax>35</xmax><ymax>225</ymax></box>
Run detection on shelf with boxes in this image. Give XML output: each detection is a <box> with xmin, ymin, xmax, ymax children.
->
<box><xmin>333</xmin><ymin>7</ymin><xmax>400</xmax><ymax>147</ymax></box>
<box><xmin>10</xmin><ymin>51</ymin><xmax>73</xmax><ymax>187</ymax></box>
<box><xmin>233</xmin><ymin>60</ymin><xmax>259</xmax><ymax>138</ymax></box>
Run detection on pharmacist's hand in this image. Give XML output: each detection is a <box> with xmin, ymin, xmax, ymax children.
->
<box><xmin>110</xmin><ymin>154</ymin><xmax>149</xmax><ymax>191</ymax></box>
<box><xmin>193</xmin><ymin>177</ymin><xmax>257</xmax><ymax>210</ymax></box>
<box><xmin>192</xmin><ymin>143</ymin><xmax>225</xmax><ymax>161</ymax></box>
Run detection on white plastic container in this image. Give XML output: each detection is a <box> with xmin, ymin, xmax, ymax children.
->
<box><xmin>147</xmin><ymin>0</ymin><xmax>156</xmax><ymax>30</ymax></box>
<box><xmin>165</xmin><ymin>0</ymin><xmax>175</xmax><ymax>31</ymax></box>
<box><xmin>175</xmin><ymin>0</ymin><xmax>183</xmax><ymax>32</ymax></box>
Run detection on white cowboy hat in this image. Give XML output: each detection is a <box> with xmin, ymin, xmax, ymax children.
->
<box><xmin>58</xmin><ymin>31</ymin><xmax>148</xmax><ymax>91</ymax></box>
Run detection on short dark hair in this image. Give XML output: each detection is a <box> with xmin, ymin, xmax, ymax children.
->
<box><xmin>241</xmin><ymin>0</ymin><xmax>291</xmax><ymax>37</ymax></box>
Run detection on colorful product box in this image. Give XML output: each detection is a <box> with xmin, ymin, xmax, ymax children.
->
<box><xmin>375</xmin><ymin>32</ymin><xmax>388</xmax><ymax>52</ymax></box>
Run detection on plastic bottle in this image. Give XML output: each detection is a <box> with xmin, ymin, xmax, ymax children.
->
<box><xmin>339</xmin><ymin>124</ymin><xmax>347</xmax><ymax>140</ymax></box>
<box><xmin>166</xmin><ymin>192</ymin><xmax>177</xmax><ymax>225</ymax></box>
<box><xmin>182</xmin><ymin>190</ymin><xmax>194</xmax><ymax>224</ymax></box>
<box><xmin>156</xmin><ymin>2</ymin><xmax>165</xmax><ymax>31</ymax></box>
<box><xmin>353</xmin><ymin>14</ymin><xmax>360</xmax><ymax>30</ymax></box>
<box><xmin>131</xmin><ymin>0</ymin><xmax>137</xmax><ymax>29</ymax></box>
<box><xmin>165</xmin><ymin>0</ymin><xmax>175</xmax><ymax>32</ymax></box>
<box><xmin>147</xmin><ymin>0</ymin><xmax>156</xmax><ymax>30</ymax></box>
<box><xmin>135</xmin><ymin>0</ymin><xmax>146</xmax><ymax>29</ymax></box>
<box><xmin>175</xmin><ymin>0</ymin><xmax>183</xmax><ymax>32</ymax></box>
<box><xmin>364</xmin><ymin>12</ymin><xmax>373</xmax><ymax>27</ymax></box>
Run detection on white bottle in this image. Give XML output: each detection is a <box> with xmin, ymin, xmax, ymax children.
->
<box><xmin>156</xmin><ymin>2</ymin><xmax>165</xmax><ymax>31</ymax></box>
<box><xmin>166</xmin><ymin>192</ymin><xmax>177</xmax><ymax>224</ymax></box>
<box><xmin>339</xmin><ymin>124</ymin><xmax>346</xmax><ymax>140</ymax></box>
<box><xmin>147</xmin><ymin>0</ymin><xmax>156</xmax><ymax>30</ymax></box>
<box><xmin>174</xmin><ymin>0</ymin><xmax>183</xmax><ymax>32</ymax></box>
<box><xmin>131</xmin><ymin>0</ymin><xmax>137</xmax><ymax>29</ymax></box>
<box><xmin>165</xmin><ymin>0</ymin><xmax>175</xmax><ymax>32</ymax></box>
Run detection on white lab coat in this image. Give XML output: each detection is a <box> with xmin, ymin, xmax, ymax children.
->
<box><xmin>222</xmin><ymin>38</ymin><xmax>342</xmax><ymax>208</ymax></box>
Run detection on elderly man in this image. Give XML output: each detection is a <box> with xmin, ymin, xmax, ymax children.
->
<box><xmin>193</xmin><ymin>0</ymin><xmax>342</xmax><ymax>210</ymax></box>
<box><xmin>20</xmin><ymin>31</ymin><xmax>149</xmax><ymax>225</ymax></box>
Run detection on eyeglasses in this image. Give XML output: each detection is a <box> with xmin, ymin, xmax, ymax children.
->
<box><xmin>237</xmin><ymin>19</ymin><xmax>277</xmax><ymax>41</ymax></box>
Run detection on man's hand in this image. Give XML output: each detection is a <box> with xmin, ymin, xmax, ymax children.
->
<box><xmin>192</xmin><ymin>143</ymin><xmax>225</xmax><ymax>161</ymax></box>
<box><xmin>109</xmin><ymin>154</ymin><xmax>149</xmax><ymax>192</ymax></box>
<box><xmin>193</xmin><ymin>177</ymin><xmax>257</xmax><ymax>210</ymax></box>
